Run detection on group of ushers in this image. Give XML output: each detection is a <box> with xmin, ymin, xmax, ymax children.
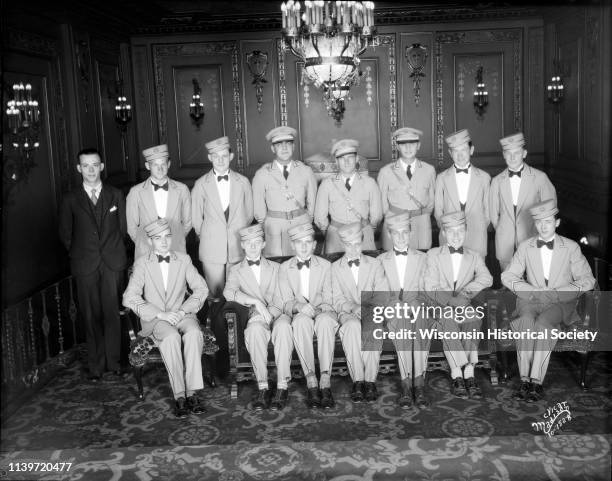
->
<box><xmin>60</xmin><ymin>124</ymin><xmax>596</xmax><ymax>418</ymax></box>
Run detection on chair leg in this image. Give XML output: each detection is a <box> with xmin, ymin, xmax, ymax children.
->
<box><xmin>489</xmin><ymin>351</ymin><xmax>499</xmax><ymax>385</ymax></box>
<box><xmin>579</xmin><ymin>351</ymin><xmax>590</xmax><ymax>391</ymax></box>
<box><xmin>202</xmin><ymin>354</ymin><xmax>218</xmax><ymax>388</ymax></box>
<box><xmin>134</xmin><ymin>366</ymin><xmax>144</xmax><ymax>400</ymax></box>
<box><xmin>499</xmin><ymin>350</ymin><xmax>510</xmax><ymax>383</ymax></box>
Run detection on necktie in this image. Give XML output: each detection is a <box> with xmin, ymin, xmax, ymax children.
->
<box><xmin>406</xmin><ymin>165</ymin><xmax>412</xmax><ymax>180</ymax></box>
<box><xmin>283</xmin><ymin>165</ymin><xmax>289</xmax><ymax>180</ymax></box>
<box><xmin>217</xmin><ymin>174</ymin><xmax>229</xmax><ymax>182</ymax></box>
<box><xmin>348</xmin><ymin>258</ymin><xmax>360</xmax><ymax>267</ymax></box>
<box><xmin>345</xmin><ymin>178</ymin><xmax>351</xmax><ymax>191</ymax></box>
<box><xmin>455</xmin><ymin>166</ymin><xmax>470</xmax><ymax>174</ymax></box>
<box><xmin>157</xmin><ymin>254</ymin><xmax>170</xmax><ymax>263</ymax></box>
<box><xmin>508</xmin><ymin>169</ymin><xmax>522</xmax><ymax>178</ymax></box>
<box><xmin>247</xmin><ymin>259</ymin><xmax>261</xmax><ymax>266</ymax></box>
<box><xmin>537</xmin><ymin>239</ymin><xmax>554</xmax><ymax>250</ymax></box>
<box><xmin>153</xmin><ymin>182</ymin><xmax>169</xmax><ymax>191</ymax></box>
<box><xmin>449</xmin><ymin>246</ymin><xmax>464</xmax><ymax>254</ymax></box>
<box><xmin>297</xmin><ymin>258</ymin><xmax>311</xmax><ymax>270</ymax></box>
<box><xmin>394</xmin><ymin>249</ymin><xmax>408</xmax><ymax>256</ymax></box>
<box><xmin>90</xmin><ymin>189</ymin><xmax>98</xmax><ymax>205</ymax></box>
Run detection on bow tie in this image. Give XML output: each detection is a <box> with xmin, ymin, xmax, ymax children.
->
<box><xmin>348</xmin><ymin>258</ymin><xmax>360</xmax><ymax>267</ymax></box>
<box><xmin>157</xmin><ymin>254</ymin><xmax>170</xmax><ymax>263</ymax></box>
<box><xmin>508</xmin><ymin>169</ymin><xmax>522</xmax><ymax>178</ymax></box>
<box><xmin>217</xmin><ymin>174</ymin><xmax>229</xmax><ymax>182</ymax></box>
<box><xmin>449</xmin><ymin>246</ymin><xmax>464</xmax><ymax>255</ymax></box>
<box><xmin>297</xmin><ymin>258</ymin><xmax>311</xmax><ymax>270</ymax></box>
<box><xmin>537</xmin><ymin>239</ymin><xmax>554</xmax><ymax>250</ymax></box>
<box><xmin>455</xmin><ymin>165</ymin><xmax>470</xmax><ymax>174</ymax></box>
<box><xmin>394</xmin><ymin>249</ymin><xmax>408</xmax><ymax>256</ymax></box>
<box><xmin>153</xmin><ymin>182</ymin><xmax>169</xmax><ymax>191</ymax></box>
<box><xmin>247</xmin><ymin>259</ymin><xmax>261</xmax><ymax>266</ymax></box>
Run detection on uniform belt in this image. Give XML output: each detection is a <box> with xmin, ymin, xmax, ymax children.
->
<box><xmin>267</xmin><ymin>208</ymin><xmax>307</xmax><ymax>220</ymax></box>
<box><xmin>330</xmin><ymin>219</ymin><xmax>369</xmax><ymax>228</ymax></box>
<box><xmin>388</xmin><ymin>204</ymin><xmax>424</xmax><ymax>218</ymax></box>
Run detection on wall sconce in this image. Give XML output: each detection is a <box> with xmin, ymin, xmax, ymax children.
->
<box><xmin>473</xmin><ymin>66</ymin><xmax>488</xmax><ymax>119</ymax></box>
<box><xmin>323</xmin><ymin>82</ymin><xmax>350</xmax><ymax>126</ymax></box>
<box><xmin>189</xmin><ymin>78</ymin><xmax>204</xmax><ymax>126</ymax></box>
<box><xmin>4</xmin><ymin>82</ymin><xmax>41</xmax><ymax>183</ymax></box>
<box><xmin>405</xmin><ymin>43</ymin><xmax>428</xmax><ymax>106</ymax></box>
<box><xmin>546</xmin><ymin>60</ymin><xmax>565</xmax><ymax>104</ymax></box>
<box><xmin>114</xmin><ymin>80</ymin><xmax>132</xmax><ymax>132</ymax></box>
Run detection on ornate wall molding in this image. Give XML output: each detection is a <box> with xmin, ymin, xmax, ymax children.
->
<box><xmin>7</xmin><ymin>29</ymin><xmax>58</xmax><ymax>57</ymax></box>
<box><xmin>231</xmin><ymin>46</ymin><xmax>245</xmax><ymax>171</ymax></box>
<box><xmin>277</xmin><ymin>39</ymin><xmax>288</xmax><ymax>127</ymax></box>
<box><xmin>378</xmin><ymin>34</ymin><xmax>398</xmax><ymax>160</ymax></box>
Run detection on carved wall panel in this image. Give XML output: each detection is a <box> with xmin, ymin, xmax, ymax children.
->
<box><xmin>526</xmin><ymin>26</ymin><xmax>545</xmax><ymax>156</ymax></box>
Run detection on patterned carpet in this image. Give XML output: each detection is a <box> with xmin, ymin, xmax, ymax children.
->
<box><xmin>1</xmin><ymin>352</ymin><xmax>611</xmax><ymax>480</ymax></box>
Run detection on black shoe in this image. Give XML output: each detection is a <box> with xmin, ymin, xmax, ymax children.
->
<box><xmin>186</xmin><ymin>395</ymin><xmax>207</xmax><ymax>414</ymax></box>
<box><xmin>320</xmin><ymin>388</ymin><xmax>335</xmax><ymax>409</ymax></box>
<box><xmin>464</xmin><ymin>377</ymin><xmax>482</xmax><ymax>399</ymax></box>
<box><xmin>351</xmin><ymin>381</ymin><xmax>365</xmax><ymax>403</ymax></box>
<box><xmin>452</xmin><ymin>377</ymin><xmax>468</xmax><ymax>399</ymax></box>
<box><xmin>414</xmin><ymin>386</ymin><xmax>429</xmax><ymax>409</ymax></box>
<box><xmin>203</xmin><ymin>374</ymin><xmax>218</xmax><ymax>388</ymax></box>
<box><xmin>398</xmin><ymin>383</ymin><xmax>413</xmax><ymax>408</ymax></box>
<box><xmin>306</xmin><ymin>387</ymin><xmax>322</xmax><ymax>408</ymax></box>
<box><xmin>364</xmin><ymin>382</ymin><xmax>378</xmax><ymax>402</ymax></box>
<box><xmin>526</xmin><ymin>383</ymin><xmax>545</xmax><ymax>403</ymax></box>
<box><xmin>253</xmin><ymin>389</ymin><xmax>269</xmax><ymax>411</ymax></box>
<box><xmin>270</xmin><ymin>389</ymin><xmax>289</xmax><ymax>411</ymax></box>
<box><xmin>174</xmin><ymin>397</ymin><xmax>189</xmax><ymax>418</ymax></box>
<box><xmin>512</xmin><ymin>381</ymin><xmax>532</xmax><ymax>401</ymax></box>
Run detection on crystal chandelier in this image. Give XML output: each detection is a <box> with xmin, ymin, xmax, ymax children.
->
<box><xmin>281</xmin><ymin>1</ymin><xmax>377</xmax><ymax>100</ymax></box>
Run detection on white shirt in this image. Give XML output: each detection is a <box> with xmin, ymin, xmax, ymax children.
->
<box><xmin>399</xmin><ymin>158</ymin><xmax>416</xmax><ymax>178</ymax></box>
<box><xmin>539</xmin><ymin>236</ymin><xmax>554</xmax><ymax>281</ymax></box>
<box><xmin>214</xmin><ymin>170</ymin><xmax>231</xmax><ymax>212</ymax></box>
<box><xmin>83</xmin><ymin>182</ymin><xmax>102</xmax><ymax>202</ymax></box>
<box><xmin>348</xmin><ymin>257</ymin><xmax>360</xmax><ymax>285</ymax></box>
<box><xmin>155</xmin><ymin>252</ymin><xmax>170</xmax><ymax>291</ymax></box>
<box><xmin>509</xmin><ymin>164</ymin><xmax>523</xmax><ymax>206</ymax></box>
<box><xmin>454</xmin><ymin>164</ymin><xmax>471</xmax><ymax>204</ymax></box>
<box><xmin>151</xmin><ymin>179</ymin><xmax>169</xmax><ymax>218</ymax></box>
<box><xmin>393</xmin><ymin>249</ymin><xmax>408</xmax><ymax>289</ymax></box>
<box><xmin>449</xmin><ymin>247</ymin><xmax>462</xmax><ymax>283</ymax></box>
<box><xmin>297</xmin><ymin>257</ymin><xmax>311</xmax><ymax>300</ymax></box>
<box><xmin>248</xmin><ymin>258</ymin><xmax>261</xmax><ymax>284</ymax></box>
<box><xmin>342</xmin><ymin>173</ymin><xmax>356</xmax><ymax>190</ymax></box>
<box><xmin>275</xmin><ymin>160</ymin><xmax>291</xmax><ymax>177</ymax></box>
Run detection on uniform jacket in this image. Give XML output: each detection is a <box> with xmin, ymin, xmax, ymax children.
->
<box><xmin>489</xmin><ymin>164</ymin><xmax>557</xmax><ymax>263</ymax></box>
<box><xmin>501</xmin><ymin>235</ymin><xmax>596</xmax><ymax>305</ymax></box>
<box><xmin>126</xmin><ymin>178</ymin><xmax>192</xmax><ymax>258</ymax></box>
<box><xmin>434</xmin><ymin>165</ymin><xmax>491</xmax><ymax>257</ymax></box>
<box><xmin>378</xmin><ymin>248</ymin><xmax>427</xmax><ymax>298</ymax></box>
<box><xmin>191</xmin><ymin>169</ymin><xmax>253</xmax><ymax>264</ymax></box>
<box><xmin>424</xmin><ymin>245</ymin><xmax>493</xmax><ymax>306</ymax></box>
<box><xmin>278</xmin><ymin>255</ymin><xmax>335</xmax><ymax>316</ymax></box>
<box><xmin>122</xmin><ymin>251</ymin><xmax>209</xmax><ymax>337</ymax></box>
<box><xmin>58</xmin><ymin>184</ymin><xmax>128</xmax><ymax>277</ymax></box>
<box><xmin>314</xmin><ymin>172</ymin><xmax>383</xmax><ymax>231</ymax></box>
<box><xmin>378</xmin><ymin>159</ymin><xmax>436</xmax><ymax>247</ymax></box>
<box><xmin>252</xmin><ymin>160</ymin><xmax>318</xmax><ymax>221</ymax></box>
<box><xmin>223</xmin><ymin>257</ymin><xmax>283</xmax><ymax>318</ymax></box>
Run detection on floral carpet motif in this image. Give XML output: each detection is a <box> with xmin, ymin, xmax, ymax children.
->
<box><xmin>1</xmin><ymin>352</ymin><xmax>610</xmax><ymax>480</ymax></box>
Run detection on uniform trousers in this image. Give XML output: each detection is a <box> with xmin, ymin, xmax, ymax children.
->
<box><xmin>75</xmin><ymin>262</ymin><xmax>123</xmax><ymax>375</ymax></box>
<box><xmin>152</xmin><ymin>316</ymin><xmax>204</xmax><ymax>399</ymax></box>
<box><xmin>386</xmin><ymin>316</ymin><xmax>432</xmax><ymax>380</ymax></box>
<box><xmin>292</xmin><ymin>312</ymin><xmax>338</xmax><ymax>377</ymax></box>
<box><xmin>437</xmin><ymin>315</ymin><xmax>482</xmax><ymax>370</ymax></box>
<box><xmin>244</xmin><ymin>314</ymin><xmax>293</xmax><ymax>386</ymax></box>
<box><xmin>338</xmin><ymin>315</ymin><xmax>380</xmax><ymax>382</ymax></box>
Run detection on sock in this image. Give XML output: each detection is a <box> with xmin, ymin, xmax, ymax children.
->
<box><xmin>464</xmin><ymin>363</ymin><xmax>474</xmax><ymax>379</ymax></box>
<box><xmin>258</xmin><ymin>381</ymin><xmax>269</xmax><ymax>391</ymax></box>
<box><xmin>306</xmin><ymin>373</ymin><xmax>318</xmax><ymax>389</ymax></box>
<box><xmin>413</xmin><ymin>374</ymin><xmax>424</xmax><ymax>387</ymax></box>
<box><xmin>451</xmin><ymin>367</ymin><xmax>462</xmax><ymax>379</ymax></box>
<box><xmin>531</xmin><ymin>378</ymin><xmax>542</xmax><ymax>385</ymax></box>
<box><xmin>320</xmin><ymin>372</ymin><xmax>331</xmax><ymax>389</ymax></box>
<box><xmin>185</xmin><ymin>390</ymin><xmax>194</xmax><ymax>398</ymax></box>
<box><xmin>277</xmin><ymin>380</ymin><xmax>288</xmax><ymax>390</ymax></box>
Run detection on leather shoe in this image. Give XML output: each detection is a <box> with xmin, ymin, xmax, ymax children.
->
<box><xmin>186</xmin><ymin>395</ymin><xmax>207</xmax><ymax>414</ymax></box>
<box><xmin>512</xmin><ymin>381</ymin><xmax>532</xmax><ymax>401</ymax></box>
<box><xmin>414</xmin><ymin>386</ymin><xmax>429</xmax><ymax>409</ymax></box>
<box><xmin>253</xmin><ymin>389</ymin><xmax>269</xmax><ymax>411</ymax></box>
<box><xmin>464</xmin><ymin>377</ymin><xmax>483</xmax><ymax>399</ymax></box>
<box><xmin>203</xmin><ymin>374</ymin><xmax>218</xmax><ymax>388</ymax></box>
<box><xmin>351</xmin><ymin>381</ymin><xmax>365</xmax><ymax>403</ymax></box>
<box><xmin>452</xmin><ymin>377</ymin><xmax>468</xmax><ymax>399</ymax></box>
<box><xmin>398</xmin><ymin>384</ymin><xmax>413</xmax><ymax>408</ymax></box>
<box><xmin>306</xmin><ymin>387</ymin><xmax>322</xmax><ymax>408</ymax></box>
<box><xmin>270</xmin><ymin>389</ymin><xmax>289</xmax><ymax>411</ymax></box>
<box><xmin>364</xmin><ymin>382</ymin><xmax>378</xmax><ymax>402</ymax></box>
<box><xmin>320</xmin><ymin>388</ymin><xmax>335</xmax><ymax>408</ymax></box>
<box><xmin>526</xmin><ymin>383</ymin><xmax>545</xmax><ymax>403</ymax></box>
<box><xmin>174</xmin><ymin>397</ymin><xmax>189</xmax><ymax>418</ymax></box>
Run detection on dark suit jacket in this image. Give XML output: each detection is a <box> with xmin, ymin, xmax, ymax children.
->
<box><xmin>59</xmin><ymin>184</ymin><xmax>128</xmax><ymax>277</ymax></box>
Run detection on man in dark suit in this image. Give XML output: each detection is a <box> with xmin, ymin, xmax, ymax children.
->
<box><xmin>59</xmin><ymin>148</ymin><xmax>128</xmax><ymax>381</ymax></box>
